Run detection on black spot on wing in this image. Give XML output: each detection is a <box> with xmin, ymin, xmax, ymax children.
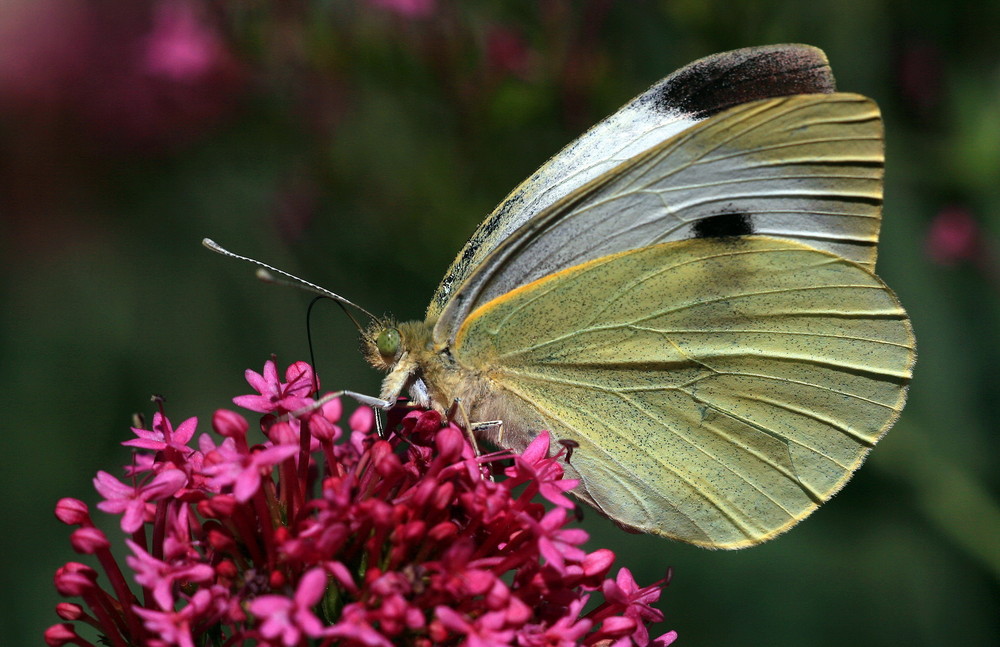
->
<box><xmin>693</xmin><ymin>212</ymin><xmax>754</xmax><ymax>239</ymax></box>
<box><xmin>648</xmin><ymin>44</ymin><xmax>835</xmax><ymax>118</ymax></box>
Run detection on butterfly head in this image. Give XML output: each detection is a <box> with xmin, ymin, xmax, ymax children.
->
<box><xmin>362</xmin><ymin>318</ymin><xmax>443</xmax><ymax>410</ymax></box>
<box><xmin>361</xmin><ymin>318</ymin><xmax>401</xmax><ymax>370</ymax></box>
<box><xmin>361</xmin><ymin>319</ymin><xmax>435</xmax><ymax>370</ymax></box>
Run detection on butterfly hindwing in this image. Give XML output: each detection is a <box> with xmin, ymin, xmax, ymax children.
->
<box><xmin>453</xmin><ymin>237</ymin><xmax>914</xmax><ymax>547</ymax></box>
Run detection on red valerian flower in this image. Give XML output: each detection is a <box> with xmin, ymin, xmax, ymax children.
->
<box><xmin>232</xmin><ymin>359</ymin><xmax>315</xmax><ymax>414</ymax></box>
<box><xmin>125</xmin><ymin>539</ymin><xmax>214</xmax><ymax>611</ymax></box>
<box><xmin>123</xmin><ymin>412</ymin><xmax>198</xmax><ymax>455</ymax></box>
<box><xmin>200</xmin><ymin>435</ymin><xmax>299</xmax><ymax>502</ymax></box>
<box><xmin>249</xmin><ymin>567</ymin><xmax>328</xmax><ymax>645</ymax></box>
<box><xmin>92</xmin><ymin>468</ymin><xmax>187</xmax><ymax>533</ymax></box>
<box><xmin>49</xmin><ymin>358</ymin><xmax>676</xmax><ymax>646</ymax></box>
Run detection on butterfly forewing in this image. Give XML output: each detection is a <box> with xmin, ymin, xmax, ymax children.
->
<box><xmin>452</xmin><ymin>237</ymin><xmax>914</xmax><ymax>547</ymax></box>
<box><xmin>433</xmin><ymin>93</ymin><xmax>884</xmax><ymax>346</ymax></box>
<box><xmin>427</xmin><ymin>44</ymin><xmax>835</xmax><ymax>323</ymax></box>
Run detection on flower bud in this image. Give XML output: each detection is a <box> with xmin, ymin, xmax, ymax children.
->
<box><xmin>309</xmin><ymin>413</ymin><xmax>341</xmax><ymax>442</ymax></box>
<box><xmin>43</xmin><ymin>623</ymin><xmax>79</xmax><ymax>646</ymax></box>
<box><xmin>320</xmin><ymin>395</ymin><xmax>342</xmax><ymax>422</ymax></box>
<box><xmin>54</xmin><ymin>603</ymin><xmax>83</xmax><ymax>620</ymax></box>
<box><xmin>69</xmin><ymin>527</ymin><xmax>109</xmax><ymax>554</ymax></box>
<box><xmin>212</xmin><ymin>409</ymin><xmax>249</xmax><ymax>438</ymax></box>
<box><xmin>349</xmin><ymin>405</ymin><xmax>375</xmax><ymax>433</ymax></box>
<box><xmin>53</xmin><ymin>563</ymin><xmax>97</xmax><ymax>597</ymax></box>
<box><xmin>54</xmin><ymin>499</ymin><xmax>90</xmax><ymax>526</ymax></box>
<box><xmin>267</xmin><ymin>420</ymin><xmax>297</xmax><ymax>445</ymax></box>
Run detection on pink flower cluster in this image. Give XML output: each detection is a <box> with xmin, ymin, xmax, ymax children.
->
<box><xmin>48</xmin><ymin>359</ymin><xmax>676</xmax><ymax>647</ymax></box>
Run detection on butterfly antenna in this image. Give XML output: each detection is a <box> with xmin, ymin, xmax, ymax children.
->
<box><xmin>202</xmin><ymin>238</ymin><xmax>379</xmax><ymax>328</ymax></box>
<box><xmin>305</xmin><ymin>296</ymin><xmax>324</xmax><ymax>395</ymax></box>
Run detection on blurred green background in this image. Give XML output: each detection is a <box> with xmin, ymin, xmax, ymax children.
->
<box><xmin>2</xmin><ymin>0</ymin><xmax>998</xmax><ymax>644</ymax></box>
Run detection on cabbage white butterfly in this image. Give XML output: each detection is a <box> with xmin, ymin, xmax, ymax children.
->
<box><xmin>210</xmin><ymin>44</ymin><xmax>915</xmax><ymax>549</ymax></box>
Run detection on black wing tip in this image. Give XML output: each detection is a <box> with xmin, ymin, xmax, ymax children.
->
<box><xmin>648</xmin><ymin>44</ymin><xmax>836</xmax><ymax>118</ymax></box>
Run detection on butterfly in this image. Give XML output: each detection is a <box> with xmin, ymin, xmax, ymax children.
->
<box><xmin>209</xmin><ymin>44</ymin><xmax>915</xmax><ymax>549</ymax></box>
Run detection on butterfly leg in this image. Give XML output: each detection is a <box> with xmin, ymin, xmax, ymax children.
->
<box><xmin>284</xmin><ymin>390</ymin><xmax>394</xmax><ymax>437</ymax></box>
<box><xmin>337</xmin><ymin>391</ymin><xmax>395</xmax><ymax>438</ymax></box>
<box><xmin>341</xmin><ymin>390</ymin><xmax>394</xmax><ymax>409</ymax></box>
<box><xmin>445</xmin><ymin>399</ymin><xmax>504</xmax><ymax>481</ymax></box>
<box><xmin>445</xmin><ymin>398</ymin><xmax>480</xmax><ymax>452</ymax></box>
<box><xmin>471</xmin><ymin>420</ymin><xmax>503</xmax><ymax>440</ymax></box>
<box><xmin>470</xmin><ymin>421</ymin><xmax>504</xmax><ymax>482</ymax></box>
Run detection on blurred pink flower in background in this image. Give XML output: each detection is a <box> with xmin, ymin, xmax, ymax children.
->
<box><xmin>368</xmin><ymin>0</ymin><xmax>437</xmax><ymax>18</ymax></box>
<box><xmin>0</xmin><ymin>0</ymin><xmax>246</xmax><ymax>251</ymax></box>
<box><xmin>487</xmin><ymin>26</ymin><xmax>534</xmax><ymax>79</ymax></box>
<box><xmin>896</xmin><ymin>42</ymin><xmax>944</xmax><ymax>121</ymax></box>
<box><xmin>0</xmin><ymin>0</ymin><xmax>243</xmax><ymax>149</ymax></box>
<box><xmin>79</xmin><ymin>0</ymin><xmax>243</xmax><ymax>148</ymax></box>
<box><xmin>925</xmin><ymin>205</ymin><xmax>1000</xmax><ymax>289</ymax></box>
<box><xmin>926</xmin><ymin>206</ymin><xmax>981</xmax><ymax>266</ymax></box>
<box><xmin>0</xmin><ymin>0</ymin><xmax>91</xmax><ymax>108</ymax></box>
<box><xmin>143</xmin><ymin>0</ymin><xmax>227</xmax><ymax>82</ymax></box>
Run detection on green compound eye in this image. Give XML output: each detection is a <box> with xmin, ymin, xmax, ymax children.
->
<box><xmin>376</xmin><ymin>328</ymin><xmax>401</xmax><ymax>359</ymax></box>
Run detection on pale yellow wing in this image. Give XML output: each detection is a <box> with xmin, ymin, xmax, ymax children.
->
<box><xmin>433</xmin><ymin>93</ymin><xmax>884</xmax><ymax>345</ymax></box>
<box><xmin>453</xmin><ymin>237</ymin><xmax>914</xmax><ymax>548</ymax></box>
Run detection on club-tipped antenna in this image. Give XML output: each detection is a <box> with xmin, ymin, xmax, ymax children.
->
<box><xmin>202</xmin><ymin>238</ymin><xmax>379</xmax><ymax>325</ymax></box>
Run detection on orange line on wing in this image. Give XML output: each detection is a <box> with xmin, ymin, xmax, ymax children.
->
<box><xmin>454</xmin><ymin>250</ymin><xmax>636</xmax><ymax>347</ymax></box>
<box><xmin>453</xmin><ymin>241</ymin><xmax>680</xmax><ymax>348</ymax></box>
